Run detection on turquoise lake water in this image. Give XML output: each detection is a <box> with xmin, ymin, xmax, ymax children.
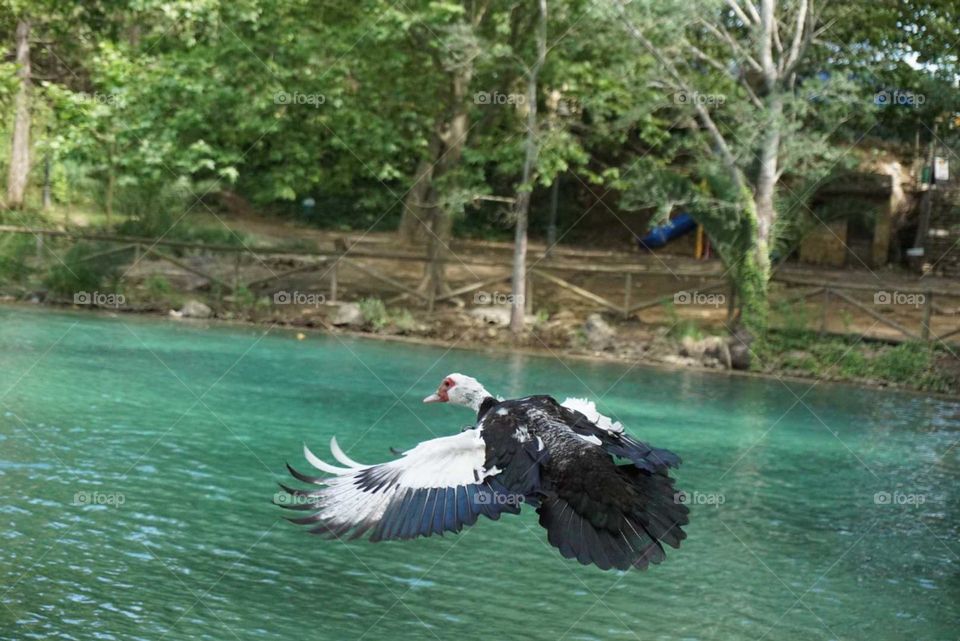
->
<box><xmin>0</xmin><ymin>306</ymin><xmax>957</xmax><ymax>641</ymax></box>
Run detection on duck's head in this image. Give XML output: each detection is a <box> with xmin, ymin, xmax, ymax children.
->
<box><xmin>423</xmin><ymin>373</ymin><xmax>490</xmax><ymax>411</ymax></box>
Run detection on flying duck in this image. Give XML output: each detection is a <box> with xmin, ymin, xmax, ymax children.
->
<box><xmin>277</xmin><ymin>373</ymin><xmax>688</xmax><ymax>571</ymax></box>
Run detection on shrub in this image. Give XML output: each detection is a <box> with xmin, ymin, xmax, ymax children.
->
<box><xmin>44</xmin><ymin>242</ymin><xmax>122</xmax><ymax>298</ymax></box>
<box><xmin>661</xmin><ymin>301</ymin><xmax>704</xmax><ymax>341</ymax></box>
<box><xmin>758</xmin><ymin>330</ymin><xmax>954</xmax><ymax>392</ymax></box>
<box><xmin>359</xmin><ymin>297</ymin><xmax>389</xmax><ymax>330</ymax></box>
<box><xmin>357</xmin><ymin>297</ymin><xmax>418</xmax><ymax>333</ymax></box>
<box><xmin>138</xmin><ymin>274</ymin><xmax>182</xmax><ymax>308</ymax></box>
<box><xmin>112</xmin><ymin>180</ymin><xmax>248</xmax><ymax>248</ymax></box>
<box><xmin>0</xmin><ymin>233</ymin><xmax>36</xmax><ymax>284</ymax></box>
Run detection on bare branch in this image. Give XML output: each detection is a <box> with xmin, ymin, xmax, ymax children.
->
<box><xmin>813</xmin><ymin>17</ymin><xmax>836</xmax><ymax>40</ymax></box>
<box><xmin>783</xmin><ymin>0</ymin><xmax>810</xmax><ymax>72</ymax></box>
<box><xmin>739</xmin><ymin>76</ymin><xmax>764</xmax><ymax>108</ymax></box>
<box><xmin>700</xmin><ymin>19</ymin><xmax>763</xmax><ymax>73</ymax></box>
<box><xmin>686</xmin><ymin>44</ymin><xmax>729</xmax><ymax>73</ymax></box>
<box><xmin>772</xmin><ymin>16</ymin><xmax>784</xmax><ymax>58</ymax></box>
<box><xmin>725</xmin><ymin>0</ymin><xmax>757</xmax><ymax>26</ymax></box>
<box><xmin>471</xmin><ymin>0</ymin><xmax>491</xmax><ymax>28</ymax></box>
<box><xmin>742</xmin><ymin>0</ymin><xmax>762</xmax><ymax>24</ymax></box>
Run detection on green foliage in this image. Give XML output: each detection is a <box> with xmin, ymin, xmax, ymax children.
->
<box><xmin>757</xmin><ymin>332</ymin><xmax>955</xmax><ymax>393</ymax></box>
<box><xmin>771</xmin><ymin>296</ymin><xmax>813</xmax><ymax>337</ymax></box>
<box><xmin>139</xmin><ymin>275</ymin><xmax>182</xmax><ymax>308</ymax></box>
<box><xmin>358</xmin><ymin>297</ymin><xmax>390</xmax><ymax>331</ymax></box>
<box><xmin>110</xmin><ymin>180</ymin><xmax>249</xmax><ymax>247</ymax></box>
<box><xmin>230</xmin><ymin>286</ymin><xmax>270</xmax><ymax>318</ymax></box>
<box><xmin>667</xmin><ymin>320</ymin><xmax>704</xmax><ymax>342</ymax></box>
<box><xmin>0</xmin><ymin>232</ymin><xmax>35</xmax><ymax>283</ymax></box>
<box><xmin>43</xmin><ymin>242</ymin><xmax>120</xmax><ymax>298</ymax></box>
<box><xmin>391</xmin><ymin>308</ymin><xmax>417</xmax><ymax>333</ymax></box>
<box><xmin>111</xmin><ymin>179</ymin><xmax>193</xmax><ymax>225</ymax></box>
<box><xmin>144</xmin><ymin>274</ymin><xmax>172</xmax><ymax>296</ymax></box>
<box><xmin>662</xmin><ymin>301</ymin><xmax>704</xmax><ymax>341</ymax></box>
<box><xmin>868</xmin><ymin>344</ymin><xmax>954</xmax><ymax>393</ymax></box>
<box><xmin>357</xmin><ymin>297</ymin><xmax>418</xmax><ymax>333</ymax></box>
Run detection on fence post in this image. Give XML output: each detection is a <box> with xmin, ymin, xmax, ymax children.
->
<box><xmin>233</xmin><ymin>254</ymin><xmax>241</xmax><ymax>293</ymax></box>
<box><xmin>35</xmin><ymin>234</ymin><xmax>43</xmax><ymax>261</ymax></box>
<box><xmin>819</xmin><ymin>288</ymin><xmax>830</xmax><ymax>335</ymax></box>
<box><xmin>329</xmin><ymin>260</ymin><xmax>338</xmax><ymax>303</ymax></box>
<box><xmin>726</xmin><ymin>280</ymin><xmax>736</xmax><ymax>323</ymax></box>
<box><xmin>623</xmin><ymin>273</ymin><xmax>632</xmax><ymax>320</ymax></box>
<box><xmin>426</xmin><ymin>268</ymin><xmax>436</xmax><ymax>312</ymax></box>
<box><xmin>921</xmin><ymin>290</ymin><xmax>933</xmax><ymax>341</ymax></box>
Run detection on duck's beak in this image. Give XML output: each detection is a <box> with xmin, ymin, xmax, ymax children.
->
<box><xmin>422</xmin><ymin>393</ymin><xmax>443</xmax><ymax>403</ymax></box>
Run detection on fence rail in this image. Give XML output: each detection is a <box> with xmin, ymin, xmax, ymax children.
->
<box><xmin>2</xmin><ymin>225</ymin><xmax>958</xmax><ymax>345</ymax></box>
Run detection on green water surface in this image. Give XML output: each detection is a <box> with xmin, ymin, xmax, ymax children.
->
<box><xmin>0</xmin><ymin>307</ymin><xmax>957</xmax><ymax>641</ymax></box>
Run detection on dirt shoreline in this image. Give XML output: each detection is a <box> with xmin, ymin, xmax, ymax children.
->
<box><xmin>5</xmin><ymin>300</ymin><xmax>957</xmax><ymax>400</ymax></box>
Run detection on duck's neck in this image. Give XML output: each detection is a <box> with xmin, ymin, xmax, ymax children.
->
<box><xmin>461</xmin><ymin>385</ymin><xmax>492</xmax><ymax>413</ymax></box>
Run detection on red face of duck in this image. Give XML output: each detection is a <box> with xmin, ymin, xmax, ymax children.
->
<box><xmin>423</xmin><ymin>376</ymin><xmax>455</xmax><ymax>404</ymax></box>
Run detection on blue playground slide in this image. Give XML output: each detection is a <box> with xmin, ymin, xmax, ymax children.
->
<box><xmin>637</xmin><ymin>212</ymin><xmax>697</xmax><ymax>249</ymax></box>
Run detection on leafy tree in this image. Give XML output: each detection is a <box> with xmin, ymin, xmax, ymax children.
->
<box><xmin>612</xmin><ymin>0</ymin><xmax>867</xmax><ymax>342</ymax></box>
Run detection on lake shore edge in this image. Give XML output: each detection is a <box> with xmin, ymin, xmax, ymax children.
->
<box><xmin>4</xmin><ymin>300</ymin><xmax>957</xmax><ymax>400</ymax></box>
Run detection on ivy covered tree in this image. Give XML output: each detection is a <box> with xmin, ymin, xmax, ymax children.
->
<box><xmin>612</xmin><ymin>0</ymin><xmax>866</xmax><ymax>342</ymax></box>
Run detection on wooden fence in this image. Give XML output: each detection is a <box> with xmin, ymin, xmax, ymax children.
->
<box><xmin>2</xmin><ymin>225</ymin><xmax>958</xmax><ymax>345</ymax></box>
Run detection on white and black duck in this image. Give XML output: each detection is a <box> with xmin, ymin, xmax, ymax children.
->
<box><xmin>277</xmin><ymin>373</ymin><xmax>689</xmax><ymax>571</ymax></box>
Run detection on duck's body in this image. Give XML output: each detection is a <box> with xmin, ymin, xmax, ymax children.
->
<box><xmin>278</xmin><ymin>374</ymin><xmax>688</xmax><ymax>571</ymax></box>
<box><xmin>473</xmin><ymin>394</ymin><xmax>687</xmax><ymax>569</ymax></box>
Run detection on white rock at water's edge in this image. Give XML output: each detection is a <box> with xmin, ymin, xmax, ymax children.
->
<box><xmin>179</xmin><ymin>300</ymin><xmax>212</xmax><ymax>318</ymax></box>
<box><xmin>468</xmin><ymin>306</ymin><xmax>511</xmax><ymax>326</ymax></box>
<box><xmin>584</xmin><ymin>313</ymin><xmax>615</xmax><ymax>350</ymax></box>
<box><xmin>332</xmin><ymin>302</ymin><xmax>364</xmax><ymax>326</ymax></box>
<box><xmin>468</xmin><ymin>305</ymin><xmax>536</xmax><ymax>327</ymax></box>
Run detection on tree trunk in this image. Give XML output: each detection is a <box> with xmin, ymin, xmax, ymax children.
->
<box><xmin>105</xmin><ymin>140</ymin><xmax>116</xmax><ymax>228</ymax></box>
<box><xmin>545</xmin><ymin>175</ymin><xmax>559</xmax><ymax>257</ymax></box>
<box><xmin>754</xmin><ymin>93</ymin><xmax>782</xmax><ymax>249</ymax></box>
<box><xmin>105</xmin><ymin>168</ymin><xmax>115</xmax><ymax>228</ymax></box>
<box><xmin>424</xmin><ymin>204</ymin><xmax>453</xmax><ymax>307</ymax></box>
<box><xmin>398</xmin><ymin>129</ymin><xmax>442</xmax><ymax>244</ymax></box>
<box><xmin>420</xmin><ymin>70</ymin><xmax>471</xmax><ymax>300</ymax></box>
<box><xmin>729</xmin><ymin>0</ymin><xmax>780</xmax><ymax>343</ymax></box>
<box><xmin>41</xmin><ymin>146</ymin><xmax>51</xmax><ymax>210</ymax></box>
<box><xmin>734</xmin><ymin>189</ymin><xmax>770</xmax><ymax>338</ymax></box>
<box><xmin>742</xmin><ymin>94</ymin><xmax>780</xmax><ymax>339</ymax></box>
<box><xmin>510</xmin><ymin>0</ymin><xmax>547</xmax><ymax>334</ymax></box>
<box><xmin>510</xmin><ymin>186</ymin><xmax>531</xmax><ymax>333</ymax></box>
<box><xmin>6</xmin><ymin>19</ymin><xmax>32</xmax><ymax>209</ymax></box>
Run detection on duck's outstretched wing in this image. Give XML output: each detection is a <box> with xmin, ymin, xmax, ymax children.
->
<box><xmin>276</xmin><ymin>431</ymin><xmax>538</xmax><ymax>542</ymax></box>
<box><xmin>560</xmin><ymin>397</ymin><xmax>681</xmax><ymax>473</ymax></box>
<box><xmin>536</xmin><ymin>463</ymin><xmax>689</xmax><ymax>571</ymax></box>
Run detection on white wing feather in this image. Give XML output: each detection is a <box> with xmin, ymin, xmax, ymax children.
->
<box><xmin>561</xmin><ymin>397</ymin><xmax>624</xmax><ymax>434</ymax></box>
<box><xmin>299</xmin><ymin>429</ymin><xmax>495</xmax><ymax>529</ymax></box>
<box><xmin>329</xmin><ymin>436</ymin><xmax>365</xmax><ymax>469</ymax></box>
<box><xmin>303</xmin><ymin>443</ymin><xmax>352</xmax><ymax>474</ymax></box>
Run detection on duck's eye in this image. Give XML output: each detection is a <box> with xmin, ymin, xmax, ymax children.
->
<box><xmin>443</xmin><ymin>378</ymin><xmax>454</xmax><ymax>388</ymax></box>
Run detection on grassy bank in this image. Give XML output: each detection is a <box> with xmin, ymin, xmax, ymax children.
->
<box><xmin>754</xmin><ymin>331</ymin><xmax>957</xmax><ymax>394</ymax></box>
